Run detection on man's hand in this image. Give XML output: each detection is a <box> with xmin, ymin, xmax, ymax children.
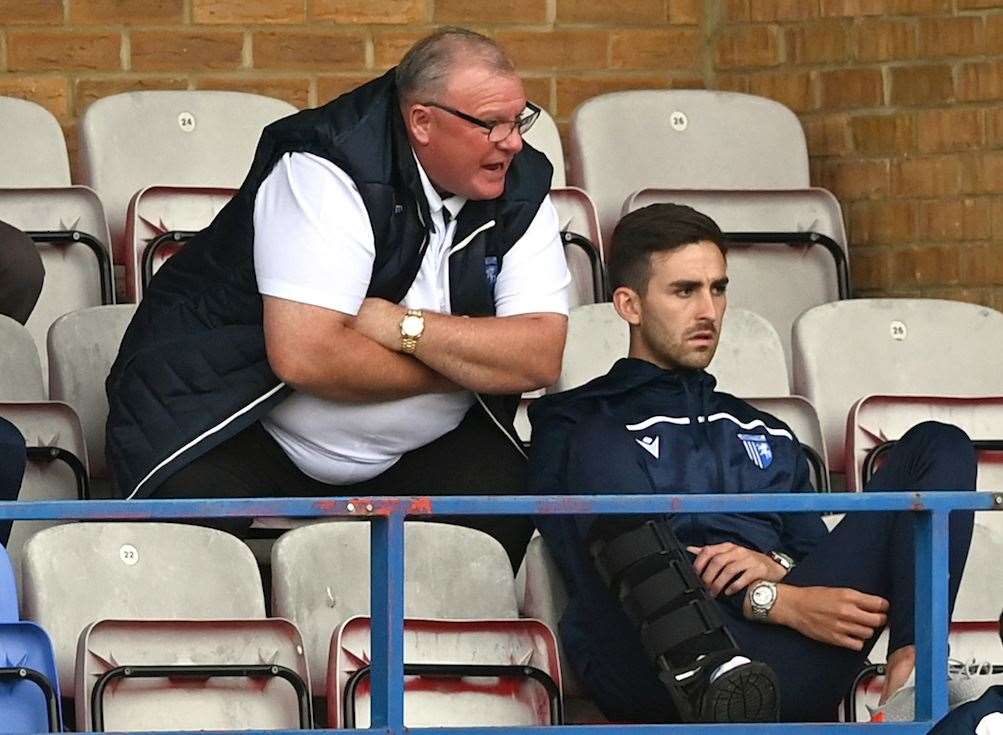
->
<box><xmin>767</xmin><ymin>584</ymin><xmax>889</xmax><ymax>651</ymax></box>
<box><xmin>687</xmin><ymin>542</ymin><xmax>788</xmax><ymax>597</ymax></box>
<box><xmin>880</xmin><ymin>645</ymin><xmax>916</xmax><ymax>705</ymax></box>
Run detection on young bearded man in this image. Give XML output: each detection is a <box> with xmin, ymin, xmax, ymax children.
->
<box><xmin>528</xmin><ymin>203</ymin><xmax>976</xmax><ymax>723</ymax></box>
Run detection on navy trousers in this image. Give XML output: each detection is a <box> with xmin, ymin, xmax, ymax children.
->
<box><xmin>0</xmin><ymin>417</ymin><xmax>26</xmax><ymax>546</ymax></box>
<box><xmin>721</xmin><ymin>421</ymin><xmax>976</xmax><ymax>721</ymax></box>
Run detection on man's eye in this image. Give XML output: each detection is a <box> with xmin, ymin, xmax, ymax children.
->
<box><xmin>713</xmin><ymin>285</ymin><xmax>727</xmax><ymax>295</ymax></box>
<box><xmin>677</xmin><ymin>288</ymin><xmax>693</xmax><ymax>297</ymax></box>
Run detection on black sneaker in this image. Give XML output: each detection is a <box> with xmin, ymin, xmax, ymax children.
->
<box><xmin>699</xmin><ymin>660</ymin><xmax>780</xmax><ymax>723</ymax></box>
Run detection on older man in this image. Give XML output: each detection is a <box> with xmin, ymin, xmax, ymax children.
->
<box><xmin>106</xmin><ymin>28</ymin><xmax>570</xmax><ymax>566</ymax></box>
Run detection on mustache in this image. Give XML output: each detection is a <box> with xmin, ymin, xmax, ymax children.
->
<box><xmin>685</xmin><ymin>323</ymin><xmax>718</xmax><ymax>338</ymax></box>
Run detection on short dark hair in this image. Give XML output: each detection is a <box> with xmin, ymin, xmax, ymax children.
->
<box><xmin>396</xmin><ymin>27</ymin><xmax>515</xmax><ymax>107</ymax></box>
<box><xmin>608</xmin><ymin>203</ymin><xmax>726</xmax><ymax>294</ymax></box>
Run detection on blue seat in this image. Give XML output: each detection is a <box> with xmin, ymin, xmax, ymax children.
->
<box><xmin>0</xmin><ymin>621</ymin><xmax>61</xmax><ymax>732</ymax></box>
<box><xmin>0</xmin><ymin>543</ymin><xmax>17</xmax><ymax>622</ymax></box>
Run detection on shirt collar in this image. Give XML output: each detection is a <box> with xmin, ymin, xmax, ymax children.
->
<box><xmin>412</xmin><ymin>149</ymin><xmax>467</xmax><ymax>224</ymax></box>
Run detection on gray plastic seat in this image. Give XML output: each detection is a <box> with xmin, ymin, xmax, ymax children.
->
<box><xmin>0</xmin><ymin>97</ymin><xmax>71</xmax><ymax>187</ymax></box>
<box><xmin>569</xmin><ymin>90</ymin><xmax>809</xmax><ymax>242</ymax></box>
<box><xmin>553</xmin><ymin>302</ymin><xmax>789</xmax><ymax>396</ymax></box>
<box><xmin>792</xmin><ymin>299</ymin><xmax>1003</xmax><ymax>472</ymax></box>
<box><xmin>79</xmin><ymin>91</ymin><xmax>297</xmax><ymax>302</ymax></box>
<box><xmin>271</xmin><ymin>521</ymin><xmax>517</xmax><ymax>690</ymax></box>
<box><xmin>0</xmin><ymin>315</ymin><xmax>45</xmax><ymax>402</ymax></box>
<box><xmin>624</xmin><ymin>188</ymin><xmax>849</xmax><ymax>379</ymax></box>
<box><xmin>0</xmin><ymin>401</ymin><xmax>88</xmax><ymax>596</ymax></box>
<box><xmin>0</xmin><ymin>189</ymin><xmax>115</xmax><ymax>387</ymax></box>
<box><xmin>552</xmin><ymin>187</ymin><xmax>605</xmax><ymax>308</ymax></box>
<box><xmin>21</xmin><ymin>522</ymin><xmax>265</xmax><ymax>695</ymax></box>
<box><xmin>47</xmin><ymin>305</ymin><xmax>137</xmax><ymax>486</ymax></box>
<box><xmin>523</xmin><ymin>105</ymin><xmax>565</xmax><ymax>187</ymax></box>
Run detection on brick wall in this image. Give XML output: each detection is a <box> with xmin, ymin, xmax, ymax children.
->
<box><xmin>1</xmin><ymin>0</ymin><xmax>1001</xmax><ymax>306</ymax></box>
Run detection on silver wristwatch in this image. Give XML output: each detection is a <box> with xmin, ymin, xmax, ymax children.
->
<box><xmin>749</xmin><ymin>580</ymin><xmax>778</xmax><ymax>619</ymax></box>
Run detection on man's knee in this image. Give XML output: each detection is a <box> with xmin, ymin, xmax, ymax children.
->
<box><xmin>897</xmin><ymin>421</ymin><xmax>977</xmax><ymax>491</ymax></box>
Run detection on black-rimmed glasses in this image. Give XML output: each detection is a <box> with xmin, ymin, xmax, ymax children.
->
<box><xmin>421</xmin><ymin>101</ymin><xmax>542</xmax><ymax>142</ymax></box>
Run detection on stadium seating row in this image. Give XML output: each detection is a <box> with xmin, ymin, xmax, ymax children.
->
<box><xmin>0</xmin><ymin>520</ymin><xmax>561</xmax><ymax>732</ymax></box>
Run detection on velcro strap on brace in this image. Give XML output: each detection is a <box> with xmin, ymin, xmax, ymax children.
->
<box><xmin>641</xmin><ymin>599</ymin><xmax>726</xmax><ymax>665</ymax></box>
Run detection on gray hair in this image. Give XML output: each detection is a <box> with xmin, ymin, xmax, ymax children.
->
<box><xmin>395</xmin><ymin>27</ymin><xmax>516</xmax><ymax>106</ymax></box>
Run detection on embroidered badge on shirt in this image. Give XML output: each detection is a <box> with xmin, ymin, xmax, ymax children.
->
<box><xmin>635</xmin><ymin>435</ymin><xmax>660</xmax><ymax>459</ymax></box>
<box><xmin>738</xmin><ymin>433</ymin><xmax>773</xmax><ymax>469</ymax></box>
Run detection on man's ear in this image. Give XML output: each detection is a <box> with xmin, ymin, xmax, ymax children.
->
<box><xmin>405</xmin><ymin>104</ymin><xmax>433</xmax><ymax>146</ymax></box>
<box><xmin>612</xmin><ymin>286</ymin><xmax>642</xmax><ymax>326</ymax></box>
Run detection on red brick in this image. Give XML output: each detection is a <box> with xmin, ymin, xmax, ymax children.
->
<box><xmin>962</xmin><ymin>151</ymin><xmax>1003</xmax><ymax>194</ymax></box>
<box><xmin>555</xmin><ymin>74</ymin><xmax>669</xmax><ymax>117</ymax></box>
<box><xmin>805</xmin><ymin>113</ymin><xmax>852</xmax><ymax>156</ymax></box>
<box><xmin>72</xmin><ymin>0</ymin><xmax>183</xmax><ymax>24</ymax></box>
<box><xmin>0</xmin><ymin>0</ymin><xmax>61</xmax><ymax>24</ymax></box>
<box><xmin>557</xmin><ymin>0</ymin><xmax>665</xmax><ymax>23</ymax></box>
<box><xmin>253</xmin><ymin>31</ymin><xmax>366</xmax><ymax>71</ymax></box>
<box><xmin>820</xmin><ymin>0</ymin><xmax>884</xmax><ymax>17</ymax></box>
<box><xmin>193</xmin><ymin>0</ymin><xmax>305</xmax><ymax>24</ymax></box>
<box><xmin>819</xmin><ymin>67</ymin><xmax>883</xmax><ymax>110</ymax></box>
<box><xmin>917</xmin><ymin>16</ymin><xmax>985</xmax><ymax>58</ymax></box>
<box><xmin>714</xmin><ymin>26</ymin><xmax>781</xmax><ymax>70</ymax></box>
<box><xmin>989</xmin><ymin>107</ymin><xmax>1003</xmax><ymax>147</ymax></box>
<box><xmin>435</xmin><ymin>0</ymin><xmax>547</xmax><ymax>24</ymax></box>
<box><xmin>820</xmin><ymin>158</ymin><xmax>891</xmax><ymax>200</ymax></box>
<box><xmin>849</xmin><ymin>200</ymin><xmax>916</xmax><ymax>245</ymax></box>
<box><xmin>195</xmin><ymin>76</ymin><xmax>309</xmax><ymax>108</ymax></box>
<box><xmin>75</xmin><ymin>75</ymin><xmax>188</xmax><ymax>114</ymax></box>
<box><xmin>521</xmin><ymin>76</ymin><xmax>553</xmax><ymax>109</ymax></box>
<box><xmin>786</xmin><ymin>22</ymin><xmax>849</xmax><ymax>65</ymax></box>
<box><xmin>747</xmin><ymin>70</ymin><xmax>816</xmax><ymax>113</ymax></box>
<box><xmin>919</xmin><ymin>198</ymin><xmax>991</xmax><ymax>241</ymax></box>
<box><xmin>8</xmin><ymin>32</ymin><xmax>121</xmax><ymax>72</ymax></box>
<box><xmin>668</xmin><ymin>0</ymin><xmax>703</xmax><ymax>24</ymax></box>
<box><xmin>748</xmin><ymin>0</ymin><xmax>820</xmax><ymax>21</ymax></box>
<box><xmin>848</xmin><ymin>247</ymin><xmax>892</xmax><ymax>290</ymax></box>
<box><xmin>610</xmin><ymin>29</ymin><xmax>703</xmax><ymax>71</ymax></box>
<box><xmin>496</xmin><ymin>30</ymin><xmax>609</xmax><ymax>71</ymax></box>
<box><xmin>723</xmin><ymin>0</ymin><xmax>750</xmax><ymax>21</ymax></box>
<box><xmin>957</xmin><ymin>0</ymin><xmax>1003</xmax><ymax>8</ymax></box>
<box><xmin>312</xmin><ymin>0</ymin><xmax>427</xmax><ymax>24</ymax></box>
<box><xmin>851</xmin><ymin>112</ymin><xmax>915</xmax><ymax>155</ymax></box>
<box><xmin>891</xmin><ymin>245</ymin><xmax>960</xmax><ymax>287</ymax></box>
<box><xmin>916</xmin><ymin>108</ymin><xmax>985</xmax><ymax>154</ymax></box>
<box><xmin>885</xmin><ymin>0</ymin><xmax>951</xmax><ymax>13</ymax></box>
<box><xmin>373</xmin><ymin>31</ymin><xmax>427</xmax><ymax>70</ymax></box>
<box><xmin>993</xmin><ymin>198</ymin><xmax>1003</xmax><ymax>238</ymax></box>
<box><xmin>317</xmin><ymin>74</ymin><xmax>380</xmax><ymax>103</ymax></box>
<box><xmin>854</xmin><ymin>19</ymin><xmax>916</xmax><ymax>62</ymax></box>
<box><xmin>132</xmin><ymin>31</ymin><xmax>242</xmax><ymax>72</ymax></box>
<box><xmin>892</xmin><ymin>156</ymin><xmax>963</xmax><ymax>197</ymax></box>
<box><xmin>0</xmin><ymin>74</ymin><xmax>70</xmax><ymax>118</ymax></box>
<box><xmin>988</xmin><ymin>14</ymin><xmax>1003</xmax><ymax>54</ymax></box>
<box><xmin>959</xmin><ymin>244</ymin><xmax>1003</xmax><ymax>286</ymax></box>
<box><xmin>889</xmin><ymin>64</ymin><xmax>954</xmax><ymax>106</ymax></box>
<box><xmin>958</xmin><ymin>61</ymin><xmax>1003</xmax><ymax>103</ymax></box>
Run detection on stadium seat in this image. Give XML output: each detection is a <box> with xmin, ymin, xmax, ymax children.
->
<box><xmin>0</xmin><ymin>97</ymin><xmax>71</xmax><ymax>188</ymax></box>
<box><xmin>568</xmin><ymin>90</ymin><xmax>810</xmax><ymax>242</ymax></box>
<box><xmin>553</xmin><ymin>302</ymin><xmax>789</xmax><ymax>396</ymax></box>
<box><xmin>523</xmin><ymin>105</ymin><xmax>565</xmax><ymax>187</ymax></box>
<box><xmin>75</xmin><ymin>618</ymin><xmax>311</xmax><ymax>731</ymax></box>
<box><xmin>124</xmin><ymin>185</ymin><xmax>236</xmax><ymax>301</ymax></box>
<box><xmin>271</xmin><ymin>521</ymin><xmax>519</xmax><ymax>693</ymax></box>
<box><xmin>0</xmin><ymin>402</ymin><xmax>88</xmax><ymax>594</ymax></box>
<box><xmin>47</xmin><ymin>305</ymin><xmax>137</xmax><ymax>490</ymax></box>
<box><xmin>791</xmin><ymin>299</ymin><xmax>1003</xmax><ymax>473</ymax></box>
<box><xmin>329</xmin><ymin>616</ymin><xmax>562</xmax><ymax>728</ymax></box>
<box><xmin>624</xmin><ymin>188</ymin><xmax>850</xmax><ymax>376</ymax></box>
<box><xmin>552</xmin><ymin>187</ymin><xmax>605</xmax><ymax>307</ymax></box>
<box><xmin>0</xmin><ymin>543</ymin><xmax>63</xmax><ymax>733</ymax></box>
<box><xmin>0</xmin><ymin>190</ymin><xmax>115</xmax><ymax>387</ymax></box>
<box><xmin>79</xmin><ymin>91</ymin><xmax>297</xmax><ymax>302</ymax></box>
<box><xmin>21</xmin><ymin>523</ymin><xmax>267</xmax><ymax>707</ymax></box>
<box><xmin>0</xmin><ymin>316</ymin><xmax>45</xmax><ymax>402</ymax></box>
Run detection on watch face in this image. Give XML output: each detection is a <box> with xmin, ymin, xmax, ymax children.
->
<box><xmin>752</xmin><ymin>584</ymin><xmax>775</xmax><ymax>606</ymax></box>
<box><xmin>401</xmin><ymin>314</ymin><xmax>423</xmax><ymax>337</ymax></box>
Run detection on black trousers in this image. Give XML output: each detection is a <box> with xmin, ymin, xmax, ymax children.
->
<box><xmin>155</xmin><ymin>403</ymin><xmax>534</xmax><ymax>570</ymax></box>
<box><xmin>0</xmin><ymin>417</ymin><xmax>26</xmax><ymax>546</ymax></box>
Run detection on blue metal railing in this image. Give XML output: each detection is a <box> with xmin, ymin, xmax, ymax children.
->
<box><xmin>0</xmin><ymin>490</ymin><xmax>999</xmax><ymax>735</ymax></box>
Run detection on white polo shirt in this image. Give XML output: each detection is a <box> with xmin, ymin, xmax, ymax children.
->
<box><xmin>253</xmin><ymin>151</ymin><xmax>571</xmax><ymax>484</ymax></box>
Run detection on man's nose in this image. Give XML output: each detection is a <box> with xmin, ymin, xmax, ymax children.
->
<box><xmin>694</xmin><ymin>288</ymin><xmax>717</xmax><ymax>320</ymax></box>
<box><xmin>497</xmin><ymin>126</ymin><xmax>523</xmax><ymax>153</ymax></box>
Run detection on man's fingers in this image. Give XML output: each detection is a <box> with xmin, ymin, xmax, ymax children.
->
<box><xmin>690</xmin><ymin>543</ymin><xmax>729</xmax><ymax>574</ymax></box>
<box><xmin>707</xmin><ymin>558</ymin><xmax>754</xmax><ymax>596</ymax></box>
<box><xmin>852</xmin><ymin>591</ymin><xmax>890</xmax><ymax>613</ymax></box>
<box><xmin>840</xmin><ymin>621</ymin><xmax>877</xmax><ymax>642</ymax></box>
<box><xmin>724</xmin><ymin>569</ymin><xmax>758</xmax><ymax>596</ymax></box>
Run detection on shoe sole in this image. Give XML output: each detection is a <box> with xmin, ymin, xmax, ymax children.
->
<box><xmin>701</xmin><ymin>661</ymin><xmax>780</xmax><ymax>722</ymax></box>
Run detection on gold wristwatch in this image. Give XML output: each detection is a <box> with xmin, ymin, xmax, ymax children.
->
<box><xmin>399</xmin><ymin>308</ymin><xmax>425</xmax><ymax>354</ymax></box>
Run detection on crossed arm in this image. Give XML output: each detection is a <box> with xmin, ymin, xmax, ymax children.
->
<box><xmin>263</xmin><ymin>294</ymin><xmax>566</xmax><ymax>402</ymax></box>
